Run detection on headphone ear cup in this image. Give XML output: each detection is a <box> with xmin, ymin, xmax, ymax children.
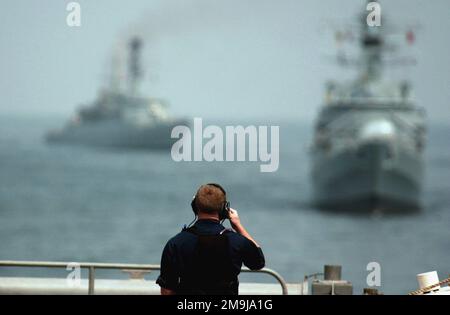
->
<box><xmin>219</xmin><ymin>201</ymin><xmax>230</xmax><ymax>220</ymax></box>
<box><xmin>191</xmin><ymin>197</ymin><xmax>198</xmax><ymax>215</ymax></box>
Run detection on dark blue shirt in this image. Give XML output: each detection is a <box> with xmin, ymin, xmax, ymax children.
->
<box><xmin>157</xmin><ymin>219</ymin><xmax>265</xmax><ymax>292</ymax></box>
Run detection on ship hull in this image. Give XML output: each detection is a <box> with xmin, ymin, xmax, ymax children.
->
<box><xmin>311</xmin><ymin>140</ymin><xmax>424</xmax><ymax>212</ymax></box>
<box><xmin>46</xmin><ymin>119</ymin><xmax>187</xmax><ymax>150</ymax></box>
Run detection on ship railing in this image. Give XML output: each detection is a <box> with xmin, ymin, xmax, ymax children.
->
<box><xmin>0</xmin><ymin>260</ymin><xmax>288</xmax><ymax>295</ymax></box>
<box><xmin>321</xmin><ymin>108</ymin><xmax>421</xmax><ymax>142</ymax></box>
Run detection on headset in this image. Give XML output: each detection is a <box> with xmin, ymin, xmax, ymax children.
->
<box><xmin>190</xmin><ymin>183</ymin><xmax>230</xmax><ymax>223</ymax></box>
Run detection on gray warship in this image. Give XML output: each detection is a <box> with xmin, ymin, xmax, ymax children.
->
<box><xmin>46</xmin><ymin>38</ymin><xmax>186</xmax><ymax>149</ymax></box>
<box><xmin>310</xmin><ymin>4</ymin><xmax>426</xmax><ymax>212</ymax></box>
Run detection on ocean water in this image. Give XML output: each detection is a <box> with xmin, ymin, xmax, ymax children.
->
<box><xmin>0</xmin><ymin>115</ymin><xmax>449</xmax><ymax>294</ymax></box>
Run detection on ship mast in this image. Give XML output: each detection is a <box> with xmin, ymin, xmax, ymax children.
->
<box><xmin>128</xmin><ymin>37</ymin><xmax>144</xmax><ymax>96</ymax></box>
<box><xmin>359</xmin><ymin>0</ymin><xmax>383</xmax><ymax>82</ymax></box>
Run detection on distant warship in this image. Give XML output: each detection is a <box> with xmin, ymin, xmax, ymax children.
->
<box><xmin>46</xmin><ymin>38</ymin><xmax>186</xmax><ymax>149</ymax></box>
<box><xmin>310</xmin><ymin>3</ymin><xmax>426</xmax><ymax>212</ymax></box>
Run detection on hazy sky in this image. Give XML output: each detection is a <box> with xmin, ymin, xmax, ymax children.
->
<box><xmin>1</xmin><ymin>0</ymin><xmax>449</xmax><ymax>123</ymax></box>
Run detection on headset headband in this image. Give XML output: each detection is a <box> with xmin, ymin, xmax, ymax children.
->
<box><xmin>205</xmin><ymin>183</ymin><xmax>227</xmax><ymax>197</ymax></box>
